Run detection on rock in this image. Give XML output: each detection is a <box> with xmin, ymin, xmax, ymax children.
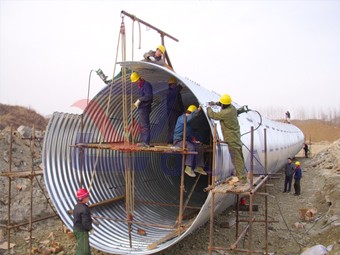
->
<box><xmin>300</xmin><ymin>244</ymin><xmax>333</xmax><ymax>255</ymax></box>
<box><xmin>17</xmin><ymin>126</ymin><xmax>33</xmax><ymax>138</ymax></box>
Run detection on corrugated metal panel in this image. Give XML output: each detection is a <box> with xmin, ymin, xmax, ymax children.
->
<box><xmin>43</xmin><ymin>61</ymin><xmax>304</xmax><ymax>254</ymax></box>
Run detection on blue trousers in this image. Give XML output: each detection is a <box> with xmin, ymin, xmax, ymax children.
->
<box><xmin>138</xmin><ymin>106</ymin><xmax>151</xmax><ymax>144</ymax></box>
<box><xmin>174</xmin><ymin>140</ymin><xmax>204</xmax><ymax>168</ymax></box>
<box><xmin>284</xmin><ymin>175</ymin><xmax>293</xmax><ymax>192</ymax></box>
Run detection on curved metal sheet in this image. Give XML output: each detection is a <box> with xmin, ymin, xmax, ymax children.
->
<box><xmin>43</xmin><ymin>61</ymin><xmax>304</xmax><ymax>254</ymax></box>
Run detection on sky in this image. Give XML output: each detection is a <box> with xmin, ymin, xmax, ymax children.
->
<box><xmin>1</xmin><ymin>0</ymin><xmax>340</xmax><ymax>120</ymax></box>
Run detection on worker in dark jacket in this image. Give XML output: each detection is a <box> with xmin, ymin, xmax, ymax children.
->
<box><xmin>73</xmin><ymin>188</ymin><xmax>93</xmax><ymax>255</ymax></box>
<box><xmin>293</xmin><ymin>161</ymin><xmax>302</xmax><ymax>196</ymax></box>
<box><xmin>303</xmin><ymin>143</ymin><xmax>309</xmax><ymax>158</ymax></box>
<box><xmin>207</xmin><ymin>94</ymin><xmax>245</xmax><ymax>181</ymax></box>
<box><xmin>166</xmin><ymin>77</ymin><xmax>184</xmax><ymax>144</ymax></box>
<box><xmin>173</xmin><ymin>105</ymin><xmax>207</xmax><ymax>177</ymax></box>
<box><xmin>283</xmin><ymin>157</ymin><xmax>295</xmax><ymax>193</ymax></box>
<box><xmin>143</xmin><ymin>45</ymin><xmax>166</xmax><ymax>66</ymax></box>
<box><xmin>130</xmin><ymin>72</ymin><xmax>153</xmax><ymax>147</ymax></box>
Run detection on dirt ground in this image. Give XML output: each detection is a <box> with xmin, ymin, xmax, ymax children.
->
<box><xmin>1</xmin><ymin>140</ymin><xmax>340</xmax><ymax>255</ymax></box>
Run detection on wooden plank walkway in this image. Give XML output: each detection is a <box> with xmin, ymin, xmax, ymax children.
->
<box><xmin>213</xmin><ymin>175</ymin><xmax>265</xmax><ymax>194</ymax></box>
<box><xmin>74</xmin><ymin>143</ymin><xmax>198</xmax><ymax>155</ymax></box>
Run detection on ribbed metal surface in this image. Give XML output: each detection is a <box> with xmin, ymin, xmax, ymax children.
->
<box><xmin>43</xmin><ymin>61</ymin><xmax>304</xmax><ymax>254</ymax></box>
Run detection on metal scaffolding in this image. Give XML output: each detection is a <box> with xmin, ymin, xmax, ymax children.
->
<box><xmin>0</xmin><ymin>126</ymin><xmax>58</xmax><ymax>254</ymax></box>
<box><xmin>72</xmin><ymin>115</ymin><xmax>207</xmax><ymax>249</ymax></box>
<box><xmin>208</xmin><ymin>126</ymin><xmax>274</xmax><ymax>255</ymax></box>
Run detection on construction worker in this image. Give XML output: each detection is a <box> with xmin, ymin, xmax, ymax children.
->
<box><xmin>285</xmin><ymin>111</ymin><xmax>291</xmax><ymax>123</ymax></box>
<box><xmin>293</xmin><ymin>161</ymin><xmax>302</xmax><ymax>196</ymax></box>
<box><xmin>303</xmin><ymin>143</ymin><xmax>309</xmax><ymax>158</ymax></box>
<box><xmin>207</xmin><ymin>94</ymin><xmax>246</xmax><ymax>181</ymax></box>
<box><xmin>73</xmin><ymin>188</ymin><xmax>93</xmax><ymax>255</ymax></box>
<box><xmin>130</xmin><ymin>72</ymin><xmax>153</xmax><ymax>147</ymax></box>
<box><xmin>283</xmin><ymin>157</ymin><xmax>295</xmax><ymax>193</ymax></box>
<box><xmin>166</xmin><ymin>77</ymin><xmax>184</xmax><ymax>144</ymax></box>
<box><xmin>173</xmin><ymin>105</ymin><xmax>207</xmax><ymax>177</ymax></box>
<box><xmin>143</xmin><ymin>45</ymin><xmax>166</xmax><ymax>66</ymax></box>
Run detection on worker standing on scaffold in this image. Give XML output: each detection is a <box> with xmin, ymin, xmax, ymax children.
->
<box><xmin>207</xmin><ymin>94</ymin><xmax>246</xmax><ymax>182</ymax></box>
<box><xmin>166</xmin><ymin>77</ymin><xmax>184</xmax><ymax>145</ymax></box>
<box><xmin>130</xmin><ymin>72</ymin><xmax>153</xmax><ymax>147</ymax></box>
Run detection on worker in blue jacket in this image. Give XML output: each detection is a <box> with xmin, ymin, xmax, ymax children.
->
<box><xmin>130</xmin><ymin>72</ymin><xmax>153</xmax><ymax>147</ymax></box>
<box><xmin>293</xmin><ymin>161</ymin><xmax>302</xmax><ymax>196</ymax></box>
<box><xmin>173</xmin><ymin>105</ymin><xmax>207</xmax><ymax>177</ymax></box>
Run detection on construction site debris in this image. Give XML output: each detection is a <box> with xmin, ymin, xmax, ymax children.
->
<box><xmin>299</xmin><ymin>208</ymin><xmax>318</xmax><ymax>221</ymax></box>
<box><xmin>300</xmin><ymin>244</ymin><xmax>333</xmax><ymax>255</ymax></box>
<box><xmin>0</xmin><ymin>241</ymin><xmax>16</xmax><ymax>250</ymax></box>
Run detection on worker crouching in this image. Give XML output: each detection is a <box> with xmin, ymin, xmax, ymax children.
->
<box><xmin>173</xmin><ymin>105</ymin><xmax>207</xmax><ymax>177</ymax></box>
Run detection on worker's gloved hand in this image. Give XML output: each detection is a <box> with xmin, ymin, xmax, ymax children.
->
<box><xmin>93</xmin><ymin>219</ymin><xmax>100</xmax><ymax>226</ymax></box>
<box><xmin>207</xmin><ymin>101</ymin><xmax>215</xmax><ymax>106</ymax></box>
<box><xmin>148</xmin><ymin>56</ymin><xmax>156</xmax><ymax>61</ymax></box>
<box><xmin>89</xmin><ymin>229</ymin><xmax>94</xmax><ymax>235</ymax></box>
<box><xmin>133</xmin><ymin>99</ymin><xmax>141</xmax><ymax>109</ymax></box>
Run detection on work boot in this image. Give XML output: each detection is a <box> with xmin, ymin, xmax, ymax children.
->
<box><xmin>238</xmin><ymin>176</ymin><xmax>248</xmax><ymax>184</ymax></box>
<box><xmin>137</xmin><ymin>142</ymin><xmax>150</xmax><ymax>148</ymax></box>
<box><xmin>194</xmin><ymin>166</ymin><xmax>207</xmax><ymax>175</ymax></box>
<box><xmin>185</xmin><ymin>166</ymin><xmax>196</xmax><ymax>177</ymax></box>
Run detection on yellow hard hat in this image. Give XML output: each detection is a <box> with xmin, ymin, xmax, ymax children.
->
<box><xmin>220</xmin><ymin>94</ymin><xmax>232</xmax><ymax>105</ymax></box>
<box><xmin>295</xmin><ymin>161</ymin><xmax>300</xmax><ymax>166</ymax></box>
<box><xmin>130</xmin><ymin>72</ymin><xmax>140</xmax><ymax>83</ymax></box>
<box><xmin>168</xmin><ymin>77</ymin><xmax>177</xmax><ymax>84</ymax></box>
<box><xmin>157</xmin><ymin>45</ymin><xmax>166</xmax><ymax>54</ymax></box>
<box><xmin>187</xmin><ymin>105</ymin><xmax>197</xmax><ymax>113</ymax></box>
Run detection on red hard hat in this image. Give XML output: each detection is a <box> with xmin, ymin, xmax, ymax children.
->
<box><xmin>76</xmin><ymin>188</ymin><xmax>89</xmax><ymax>200</ymax></box>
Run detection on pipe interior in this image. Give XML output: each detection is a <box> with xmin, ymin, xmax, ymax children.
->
<box><xmin>76</xmin><ymin>73</ymin><xmax>212</xmax><ymax>251</ymax></box>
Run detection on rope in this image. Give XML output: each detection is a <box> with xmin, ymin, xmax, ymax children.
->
<box><xmin>121</xmin><ymin>17</ymin><xmax>135</xmax><ymax>247</ymax></box>
<box><xmin>131</xmin><ymin>18</ymin><xmax>142</xmax><ymax>60</ymax></box>
<box><xmin>87</xmin><ymin>19</ymin><xmax>123</xmax><ymax>193</ymax></box>
<box><xmin>84</xmin><ymin>15</ymin><xmax>137</xmax><ymax>247</ymax></box>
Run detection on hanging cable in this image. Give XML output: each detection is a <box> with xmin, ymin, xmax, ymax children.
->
<box><xmin>241</xmin><ymin>110</ymin><xmax>263</xmax><ymax>137</ymax></box>
<box><xmin>87</xmin><ymin>17</ymin><xmax>123</xmax><ymax>193</ymax></box>
<box><xmin>131</xmin><ymin>16</ymin><xmax>142</xmax><ymax>61</ymax></box>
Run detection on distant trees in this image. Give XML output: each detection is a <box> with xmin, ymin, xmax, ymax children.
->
<box><xmin>254</xmin><ymin>105</ymin><xmax>340</xmax><ymax>125</ymax></box>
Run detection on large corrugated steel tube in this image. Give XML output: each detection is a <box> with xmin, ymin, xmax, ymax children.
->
<box><xmin>43</xmin><ymin>61</ymin><xmax>304</xmax><ymax>254</ymax></box>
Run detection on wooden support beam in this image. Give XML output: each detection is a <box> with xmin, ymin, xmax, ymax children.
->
<box><xmin>67</xmin><ymin>195</ymin><xmax>125</xmax><ymax>214</ymax></box>
<box><xmin>147</xmin><ymin>218</ymin><xmax>194</xmax><ymax>250</ymax></box>
<box><xmin>0</xmin><ymin>170</ymin><xmax>43</xmax><ymax>178</ymax></box>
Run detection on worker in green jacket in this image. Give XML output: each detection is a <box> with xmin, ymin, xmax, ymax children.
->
<box><xmin>207</xmin><ymin>94</ymin><xmax>245</xmax><ymax>181</ymax></box>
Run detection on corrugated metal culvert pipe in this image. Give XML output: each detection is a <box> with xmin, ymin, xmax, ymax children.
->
<box><xmin>43</xmin><ymin>62</ymin><xmax>304</xmax><ymax>254</ymax></box>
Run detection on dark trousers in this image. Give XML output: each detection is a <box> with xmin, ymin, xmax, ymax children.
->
<box><xmin>284</xmin><ymin>175</ymin><xmax>293</xmax><ymax>192</ymax></box>
<box><xmin>138</xmin><ymin>106</ymin><xmax>151</xmax><ymax>145</ymax></box>
<box><xmin>167</xmin><ymin>111</ymin><xmax>181</xmax><ymax>144</ymax></box>
<box><xmin>74</xmin><ymin>231</ymin><xmax>91</xmax><ymax>255</ymax></box>
<box><xmin>294</xmin><ymin>179</ymin><xmax>301</xmax><ymax>195</ymax></box>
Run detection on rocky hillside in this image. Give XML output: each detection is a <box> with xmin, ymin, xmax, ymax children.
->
<box><xmin>0</xmin><ymin>103</ymin><xmax>48</xmax><ymax>131</ymax></box>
